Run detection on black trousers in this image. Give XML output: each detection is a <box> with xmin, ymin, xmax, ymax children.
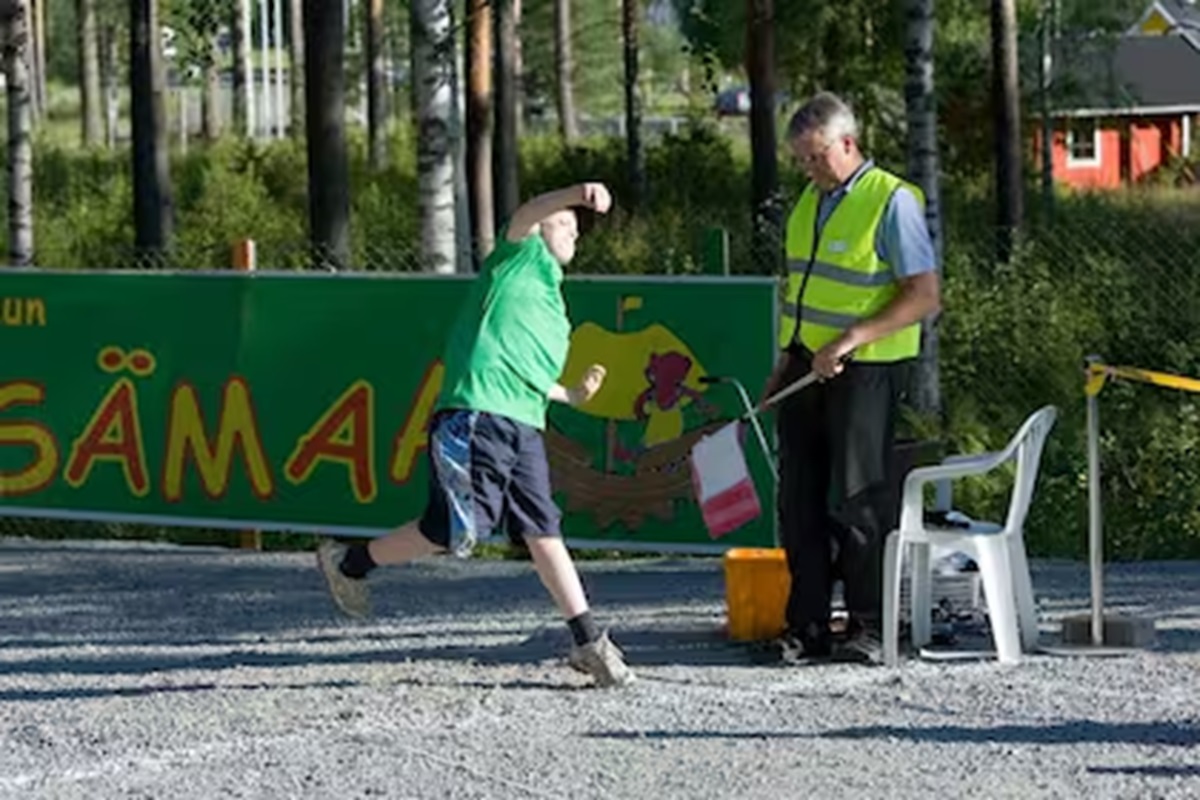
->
<box><xmin>776</xmin><ymin>348</ymin><xmax>905</xmax><ymax>643</ymax></box>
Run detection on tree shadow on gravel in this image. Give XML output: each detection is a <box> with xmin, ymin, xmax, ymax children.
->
<box><xmin>585</xmin><ymin>720</ymin><xmax>1200</xmax><ymax>747</ymax></box>
<box><xmin>260</xmin><ymin>622</ymin><xmax>758</xmax><ymax>672</ymax></box>
<box><xmin>0</xmin><ymin>622</ymin><xmax>759</xmax><ymax>681</ymax></box>
<box><xmin>385</xmin><ymin>675</ymin><xmax>585</xmax><ymax>692</ymax></box>
<box><xmin>0</xmin><ymin>625</ymin><xmax>547</xmax><ymax>652</ymax></box>
<box><xmin>816</xmin><ymin>720</ymin><xmax>1200</xmax><ymax>746</ymax></box>
<box><xmin>1030</xmin><ymin>562</ymin><xmax>1200</xmax><ymax>625</ymax></box>
<box><xmin>0</xmin><ymin>679</ymin><xmax>360</xmax><ymax>704</ymax></box>
<box><xmin>1149</xmin><ymin>627</ymin><xmax>1200</xmax><ymax>653</ymax></box>
<box><xmin>1087</xmin><ymin>764</ymin><xmax>1200</xmax><ymax>778</ymax></box>
<box><xmin>0</xmin><ymin>547</ymin><xmax>727</xmax><ymax>646</ymax></box>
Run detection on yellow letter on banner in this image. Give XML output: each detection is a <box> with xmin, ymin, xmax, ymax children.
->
<box><xmin>163</xmin><ymin>377</ymin><xmax>274</xmax><ymax>502</ymax></box>
<box><xmin>0</xmin><ymin>382</ymin><xmax>59</xmax><ymax>496</ymax></box>
<box><xmin>284</xmin><ymin>380</ymin><xmax>377</xmax><ymax>503</ymax></box>
<box><xmin>64</xmin><ymin>378</ymin><xmax>150</xmax><ymax>497</ymax></box>
<box><xmin>390</xmin><ymin>361</ymin><xmax>444</xmax><ymax>485</ymax></box>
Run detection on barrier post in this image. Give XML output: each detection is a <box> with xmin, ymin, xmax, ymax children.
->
<box><xmin>232</xmin><ymin>239</ymin><xmax>256</xmax><ymax>271</ymax></box>
<box><xmin>700</xmin><ymin>227</ymin><xmax>730</xmax><ymax>276</ymax></box>
<box><xmin>232</xmin><ymin>238</ymin><xmax>262</xmax><ymax>551</ymax></box>
<box><xmin>1085</xmin><ymin>356</ymin><xmax>1104</xmax><ymax>645</ymax></box>
<box><xmin>1054</xmin><ymin>356</ymin><xmax>1159</xmax><ymax>653</ymax></box>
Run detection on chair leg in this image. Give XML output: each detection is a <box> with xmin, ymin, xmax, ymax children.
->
<box><xmin>910</xmin><ymin>541</ymin><xmax>933</xmax><ymax>649</ymax></box>
<box><xmin>1007</xmin><ymin>533</ymin><xmax>1039</xmax><ymax>651</ymax></box>
<box><xmin>976</xmin><ymin>537</ymin><xmax>1022</xmax><ymax>664</ymax></box>
<box><xmin>883</xmin><ymin>530</ymin><xmax>903</xmax><ymax>667</ymax></box>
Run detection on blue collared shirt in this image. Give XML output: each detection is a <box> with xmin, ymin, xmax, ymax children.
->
<box><xmin>815</xmin><ymin>159</ymin><xmax>937</xmax><ymax>279</ymax></box>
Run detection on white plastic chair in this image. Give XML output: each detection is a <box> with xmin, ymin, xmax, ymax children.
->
<box><xmin>882</xmin><ymin>405</ymin><xmax>1058</xmax><ymax>667</ymax></box>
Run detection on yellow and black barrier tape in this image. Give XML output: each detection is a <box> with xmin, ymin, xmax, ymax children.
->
<box><xmin>1085</xmin><ymin>360</ymin><xmax>1200</xmax><ymax>398</ymax></box>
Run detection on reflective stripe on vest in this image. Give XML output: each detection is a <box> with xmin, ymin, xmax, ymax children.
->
<box><xmin>776</xmin><ymin>166</ymin><xmax>923</xmax><ymax>363</ymax></box>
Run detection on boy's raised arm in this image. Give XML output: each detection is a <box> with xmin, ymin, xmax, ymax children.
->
<box><xmin>506</xmin><ymin>182</ymin><xmax>613</xmax><ymax>242</ymax></box>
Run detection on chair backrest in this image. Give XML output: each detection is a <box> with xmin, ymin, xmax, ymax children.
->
<box><xmin>1001</xmin><ymin>405</ymin><xmax>1058</xmax><ymax>533</ymax></box>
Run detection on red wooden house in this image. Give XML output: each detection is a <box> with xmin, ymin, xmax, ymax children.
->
<box><xmin>1035</xmin><ymin>1</ymin><xmax>1200</xmax><ymax>189</ymax></box>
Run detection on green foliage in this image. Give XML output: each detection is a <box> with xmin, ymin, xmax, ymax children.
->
<box><xmin>45</xmin><ymin>0</ymin><xmax>79</xmax><ymax>85</ymax></box>
<box><xmin>519</xmin><ymin>0</ymin><xmax>698</xmax><ymax>119</ymax></box>
<box><xmin>173</xmin><ymin>138</ymin><xmax>307</xmax><ymax>268</ymax></box>
<box><xmin>520</xmin><ymin>1</ymin><xmax>618</xmax><ymax>118</ymax></box>
<box><xmin>30</xmin><ymin>143</ymin><xmax>135</xmax><ymax>268</ymax></box>
<box><xmin>518</xmin><ymin>119</ymin><xmax>761</xmax><ymax>275</ymax></box>
<box><xmin>347</xmin><ymin>127</ymin><xmax>421</xmax><ymax>269</ymax></box>
<box><xmin>935</xmin><ymin>188</ymin><xmax>1200</xmax><ymax>561</ymax></box>
<box><xmin>670</xmin><ymin>0</ymin><xmax>905</xmax><ymax>130</ymax></box>
<box><xmin>161</xmin><ymin>0</ymin><xmax>229</xmax><ymax>74</ymax></box>
<box><xmin>9</xmin><ymin>111</ymin><xmax>1200</xmax><ymax>559</ymax></box>
<box><xmin>1054</xmin><ymin>0</ymin><xmax>1148</xmax><ymax>32</ymax></box>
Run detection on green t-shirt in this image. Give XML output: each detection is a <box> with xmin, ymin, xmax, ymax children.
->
<box><xmin>436</xmin><ymin>228</ymin><xmax>571</xmax><ymax>430</ymax></box>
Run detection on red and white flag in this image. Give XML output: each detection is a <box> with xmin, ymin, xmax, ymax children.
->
<box><xmin>689</xmin><ymin>422</ymin><xmax>762</xmax><ymax>539</ymax></box>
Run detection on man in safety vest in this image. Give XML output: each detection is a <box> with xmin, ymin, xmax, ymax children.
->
<box><xmin>762</xmin><ymin>91</ymin><xmax>941</xmax><ymax>665</ymax></box>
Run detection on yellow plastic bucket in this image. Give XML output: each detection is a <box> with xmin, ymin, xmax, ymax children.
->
<box><xmin>723</xmin><ymin>547</ymin><xmax>791</xmax><ymax>642</ymax></box>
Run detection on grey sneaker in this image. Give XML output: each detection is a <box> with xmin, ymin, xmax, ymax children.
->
<box><xmin>316</xmin><ymin>539</ymin><xmax>371</xmax><ymax>619</ymax></box>
<box><xmin>568</xmin><ymin>631</ymin><xmax>635</xmax><ymax>688</ymax></box>
<box><xmin>567</xmin><ymin>636</ymin><xmax>625</xmax><ymax>673</ymax></box>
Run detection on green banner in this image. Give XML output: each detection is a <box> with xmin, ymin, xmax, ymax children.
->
<box><xmin>0</xmin><ymin>270</ymin><xmax>779</xmax><ymax>552</ymax></box>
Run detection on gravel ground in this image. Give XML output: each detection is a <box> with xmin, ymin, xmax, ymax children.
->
<box><xmin>1</xmin><ymin>536</ymin><xmax>1198</xmax><ymax>800</ymax></box>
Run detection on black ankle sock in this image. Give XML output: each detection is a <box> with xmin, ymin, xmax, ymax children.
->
<box><xmin>339</xmin><ymin>543</ymin><xmax>377</xmax><ymax>579</ymax></box>
<box><xmin>567</xmin><ymin>611</ymin><xmax>600</xmax><ymax>646</ymax></box>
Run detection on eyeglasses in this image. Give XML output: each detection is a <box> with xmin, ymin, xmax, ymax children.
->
<box><xmin>795</xmin><ymin>141</ymin><xmax>834</xmax><ymax>167</ymax></box>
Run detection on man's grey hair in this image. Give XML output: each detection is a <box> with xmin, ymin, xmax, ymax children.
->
<box><xmin>786</xmin><ymin>91</ymin><xmax>860</xmax><ymax>143</ymax></box>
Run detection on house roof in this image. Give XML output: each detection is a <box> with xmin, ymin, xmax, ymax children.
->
<box><xmin>1130</xmin><ymin>0</ymin><xmax>1200</xmax><ymax>47</ymax></box>
<box><xmin>1050</xmin><ymin>31</ymin><xmax>1200</xmax><ymax>116</ymax></box>
<box><xmin>1149</xmin><ymin>0</ymin><xmax>1200</xmax><ymax>30</ymax></box>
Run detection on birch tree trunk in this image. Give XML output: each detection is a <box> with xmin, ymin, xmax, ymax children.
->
<box><xmin>903</xmin><ymin>0</ymin><xmax>943</xmax><ymax>418</ymax></box>
<box><xmin>2</xmin><ymin>0</ymin><xmax>34</xmax><ymax>266</ymax></box>
<box><xmin>289</xmin><ymin>0</ymin><xmax>303</xmax><ymax>136</ymax></box>
<box><xmin>19</xmin><ymin>0</ymin><xmax>36</xmax><ymax>123</ymax></box>
<box><xmin>233</xmin><ymin>0</ymin><xmax>253</xmax><ymax>136</ymax></box>
<box><xmin>413</xmin><ymin>0</ymin><xmax>458</xmax><ymax>273</ymax></box>
<box><xmin>32</xmin><ymin>0</ymin><xmax>43</xmax><ymax>116</ymax></box>
<box><xmin>366</xmin><ymin>0</ymin><xmax>387</xmax><ymax>168</ymax></box>
<box><xmin>78</xmin><ymin>0</ymin><xmax>103</xmax><ymax>146</ymax></box>
<box><xmin>102</xmin><ymin>20</ymin><xmax>117</xmax><ymax>147</ymax></box>
<box><xmin>553</xmin><ymin>0</ymin><xmax>577</xmax><ymax>142</ymax></box>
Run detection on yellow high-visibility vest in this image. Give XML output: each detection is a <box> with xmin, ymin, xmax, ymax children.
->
<box><xmin>778</xmin><ymin>166</ymin><xmax>923</xmax><ymax>362</ymax></box>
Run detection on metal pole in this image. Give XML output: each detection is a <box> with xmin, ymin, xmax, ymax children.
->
<box><xmin>733</xmin><ymin>381</ymin><xmax>777</xmax><ymax>485</ymax></box>
<box><xmin>1086</xmin><ymin>379</ymin><xmax>1104</xmax><ymax>646</ymax></box>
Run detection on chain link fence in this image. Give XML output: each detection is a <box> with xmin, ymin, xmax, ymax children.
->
<box><xmin>6</xmin><ymin>0</ymin><xmax>1200</xmax><ymax>557</ymax></box>
<box><xmin>101</xmin><ymin>240</ymin><xmax>424</xmax><ymax>272</ymax></box>
<box><xmin>702</xmin><ymin>186</ymin><xmax>1200</xmax><ymax>560</ymax></box>
<box><xmin>936</xmin><ymin>192</ymin><xmax>1200</xmax><ymax>561</ymax></box>
<box><xmin>8</xmin><ymin>187</ymin><xmax>1200</xmax><ymax>560</ymax></box>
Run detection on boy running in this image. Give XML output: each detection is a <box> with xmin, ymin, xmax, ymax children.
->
<box><xmin>316</xmin><ymin>181</ymin><xmax>634</xmax><ymax>688</ymax></box>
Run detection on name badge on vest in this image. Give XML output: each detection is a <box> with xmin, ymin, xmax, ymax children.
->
<box><xmin>826</xmin><ymin>240</ymin><xmax>849</xmax><ymax>253</ymax></box>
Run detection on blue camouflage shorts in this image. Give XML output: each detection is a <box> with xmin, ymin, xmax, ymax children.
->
<box><xmin>417</xmin><ymin>409</ymin><xmax>563</xmax><ymax>557</ymax></box>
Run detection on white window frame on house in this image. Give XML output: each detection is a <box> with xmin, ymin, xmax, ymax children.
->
<box><xmin>1066</xmin><ymin>118</ymin><xmax>1102</xmax><ymax>167</ymax></box>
